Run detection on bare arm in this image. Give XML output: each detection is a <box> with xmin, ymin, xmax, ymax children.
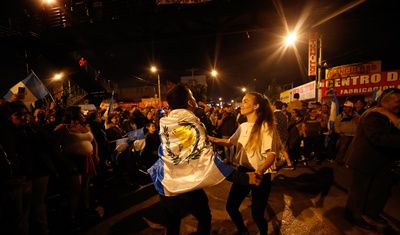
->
<box><xmin>208</xmin><ymin>136</ymin><xmax>233</xmax><ymax>147</ymax></box>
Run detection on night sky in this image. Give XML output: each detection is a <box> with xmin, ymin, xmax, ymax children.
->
<box><xmin>1</xmin><ymin>0</ymin><xmax>400</xmax><ymax>101</ymax></box>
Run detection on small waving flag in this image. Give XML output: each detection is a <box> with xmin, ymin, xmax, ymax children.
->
<box><xmin>3</xmin><ymin>72</ymin><xmax>51</xmax><ymax>109</ymax></box>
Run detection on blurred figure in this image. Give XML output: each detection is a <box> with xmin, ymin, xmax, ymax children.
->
<box><xmin>52</xmin><ymin>106</ymin><xmax>99</xmax><ymax>231</ymax></box>
<box><xmin>281</xmin><ymin>102</ymin><xmax>291</xmax><ymax>122</ymax></box>
<box><xmin>301</xmin><ymin>108</ymin><xmax>326</xmax><ymax>164</ymax></box>
<box><xmin>217</xmin><ymin>104</ymin><xmax>238</xmax><ymax>164</ymax></box>
<box><xmin>334</xmin><ymin>101</ymin><xmax>359</xmax><ymax>166</ymax></box>
<box><xmin>354</xmin><ymin>99</ymin><xmax>367</xmax><ymax>115</ymax></box>
<box><xmin>287</xmin><ymin>108</ymin><xmax>304</xmax><ymax>164</ymax></box>
<box><xmin>287</xmin><ymin>93</ymin><xmax>302</xmax><ymax>112</ymax></box>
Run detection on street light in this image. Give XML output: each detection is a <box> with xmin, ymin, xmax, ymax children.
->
<box><xmin>151</xmin><ymin>66</ymin><xmax>161</xmax><ymax>108</ymax></box>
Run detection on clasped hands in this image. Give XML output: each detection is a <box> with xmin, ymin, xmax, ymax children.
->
<box><xmin>246</xmin><ymin>171</ymin><xmax>263</xmax><ymax>186</ymax></box>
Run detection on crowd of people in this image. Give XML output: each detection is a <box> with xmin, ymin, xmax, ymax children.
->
<box><xmin>1</xmin><ymin>86</ymin><xmax>399</xmax><ymax>234</ymax></box>
<box><xmin>0</xmin><ymin>94</ymin><xmax>166</xmax><ymax>234</ymax></box>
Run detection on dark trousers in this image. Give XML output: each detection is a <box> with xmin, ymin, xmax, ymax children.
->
<box><xmin>345</xmin><ymin>165</ymin><xmax>394</xmax><ymax>219</ymax></box>
<box><xmin>226</xmin><ymin>166</ymin><xmax>271</xmax><ymax>235</ymax></box>
<box><xmin>160</xmin><ymin>189</ymin><xmax>211</xmax><ymax>235</ymax></box>
<box><xmin>335</xmin><ymin>135</ymin><xmax>353</xmax><ymax>164</ymax></box>
<box><xmin>303</xmin><ymin>135</ymin><xmax>324</xmax><ymax>161</ymax></box>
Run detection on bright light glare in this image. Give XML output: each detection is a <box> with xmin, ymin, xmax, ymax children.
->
<box><xmin>242</xmin><ymin>87</ymin><xmax>247</xmax><ymax>92</ymax></box>
<box><xmin>285</xmin><ymin>33</ymin><xmax>297</xmax><ymax>45</ymax></box>
<box><xmin>54</xmin><ymin>73</ymin><xmax>62</xmax><ymax>80</ymax></box>
<box><xmin>151</xmin><ymin>66</ymin><xmax>157</xmax><ymax>73</ymax></box>
<box><xmin>211</xmin><ymin>70</ymin><xmax>218</xmax><ymax>77</ymax></box>
<box><xmin>44</xmin><ymin>0</ymin><xmax>56</xmax><ymax>4</ymax></box>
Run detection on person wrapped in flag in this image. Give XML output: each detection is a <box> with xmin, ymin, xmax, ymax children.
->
<box><xmin>147</xmin><ymin>84</ymin><xmax>261</xmax><ymax>235</ymax></box>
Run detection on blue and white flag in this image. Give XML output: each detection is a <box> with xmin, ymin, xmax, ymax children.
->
<box><xmin>371</xmin><ymin>88</ymin><xmax>382</xmax><ymax>101</ymax></box>
<box><xmin>147</xmin><ymin>109</ymin><xmax>233</xmax><ymax>196</ymax></box>
<box><xmin>103</xmin><ymin>91</ymin><xmax>115</xmax><ymax>118</ymax></box>
<box><xmin>3</xmin><ymin>72</ymin><xmax>51</xmax><ymax>108</ymax></box>
<box><xmin>111</xmin><ymin>128</ymin><xmax>145</xmax><ymax>163</ymax></box>
<box><xmin>328</xmin><ymin>90</ymin><xmax>339</xmax><ymax>131</ymax></box>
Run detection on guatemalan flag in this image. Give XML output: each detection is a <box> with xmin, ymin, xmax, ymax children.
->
<box><xmin>147</xmin><ymin>109</ymin><xmax>233</xmax><ymax>196</ymax></box>
<box><xmin>3</xmin><ymin>72</ymin><xmax>51</xmax><ymax>109</ymax></box>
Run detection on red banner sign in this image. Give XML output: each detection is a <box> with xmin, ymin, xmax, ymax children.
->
<box><xmin>308</xmin><ymin>32</ymin><xmax>318</xmax><ymax>77</ymax></box>
<box><xmin>321</xmin><ymin>70</ymin><xmax>400</xmax><ymax>97</ymax></box>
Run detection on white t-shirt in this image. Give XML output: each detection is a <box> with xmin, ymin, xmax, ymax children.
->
<box><xmin>229</xmin><ymin>122</ymin><xmax>274</xmax><ymax>172</ymax></box>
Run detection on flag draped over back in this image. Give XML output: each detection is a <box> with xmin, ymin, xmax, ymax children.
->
<box><xmin>3</xmin><ymin>72</ymin><xmax>51</xmax><ymax>108</ymax></box>
<box><xmin>147</xmin><ymin>109</ymin><xmax>233</xmax><ymax>196</ymax></box>
<box><xmin>328</xmin><ymin>90</ymin><xmax>339</xmax><ymax>131</ymax></box>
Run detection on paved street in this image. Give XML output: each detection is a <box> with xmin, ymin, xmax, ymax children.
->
<box><xmin>48</xmin><ymin>160</ymin><xmax>400</xmax><ymax>235</ymax></box>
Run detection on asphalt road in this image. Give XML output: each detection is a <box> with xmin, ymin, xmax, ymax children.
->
<box><xmin>47</xmin><ymin>159</ymin><xmax>400</xmax><ymax>235</ymax></box>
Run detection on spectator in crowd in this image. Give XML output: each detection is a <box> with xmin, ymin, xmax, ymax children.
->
<box><xmin>137</xmin><ymin>122</ymin><xmax>160</xmax><ymax>171</ymax></box>
<box><xmin>52</xmin><ymin>106</ymin><xmax>99</xmax><ymax>231</ymax></box>
<box><xmin>194</xmin><ymin>100</ymin><xmax>217</xmax><ymax>137</ymax></box>
<box><xmin>272</xmin><ymin>101</ymin><xmax>294</xmax><ymax>171</ymax></box>
<box><xmin>287</xmin><ymin>108</ymin><xmax>304</xmax><ymax>164</ymax></box>
<box><xmin>334</xmin><ymin>101</ymin><xmax>360</xmax><ymax>166</ymax></box>
<box><xmin>301</xmin><ymin>108</ymin><xmax>326</xmax><ymax>164</ymax></box>
<box><xmin>1</xmin><ymin>101</ymin><xmax>56</xmax><ymax>234</ymax></box>
<box><xmin>299</xmin><ymin>102</ymin><xmax>308</xmax><ymax>117</ymax></box>
<box><xmin>287</xmin><ymin>93</ymin><xmax>302</xmax><ymax>112</ymax></box>
<box><xmin>120</xmin><ymin>110</ymin><xmax>137</xmax><ymax>134</ymax></box>
<box><xmin>354</xmin><ymin>99</ymin><xmax>367</xmax><ymax>115</ymax></box>
<box><xmin>344</xmin><ymin>88</ymin><xmax>400</xmax><ymax>230</ymax></box>
<box><xmin>147</xmin><ymin>84</ymin><xmax>261</xmax><ymax>235</ymax></box>
<box><xmin>312</xmin><ymin>101</ymin><xmax>322</xmax><ymax>114</ymax></box>
<box><xmin>217</xmin><ymin>104</ymin><xmax>238</xmax><ymax>164</ymax></box>
<box><xmin>281</xmin><ymin>102</ymin><xmax>292</xmax><ymax>122</ymax></box>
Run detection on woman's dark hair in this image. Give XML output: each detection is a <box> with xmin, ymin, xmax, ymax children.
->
<box><xmin>166</xmin><ymin>84</ymin><xmax>190</xmax><ymax>110</ymax></box>
<box><xmin>62</xmin><ymin>106</ymin><xmax>84</xmax><ymax>124</ymax></box>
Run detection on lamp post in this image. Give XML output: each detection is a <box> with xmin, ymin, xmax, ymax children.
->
<box><xmin>151</xmin><ymin>66</ymin><xmax>162</xmax><ymax>108</ymax></box>
<box><xmin>317</xmin><ymin>35</ymin><xmax>323</xmax><ymax>103</ymax></box>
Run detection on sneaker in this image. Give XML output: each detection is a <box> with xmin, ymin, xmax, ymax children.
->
<box><xmin>282</xmin><ymin>165</ymin><xmax>295</xmax><ymax>171</ymax></box>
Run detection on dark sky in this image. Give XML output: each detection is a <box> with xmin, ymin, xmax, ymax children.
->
<box><xmin>1</xmin><ymin>0</ymin><xmax>400</xmax><ymax>101</ymax></box>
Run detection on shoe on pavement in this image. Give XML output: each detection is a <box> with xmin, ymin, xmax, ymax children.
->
<box><xmin>345</xmin><ymin>216</ymin><xmax>375</xmax><ymax>231</ymax></box>
<box><xmin>282</xmin><ymin>165</ymin><xmax>295</xmax><ymax>171</ymax></box>
<box><xmin>367</xmin><ymin>215</ymin><xmax>388</xmax><ymax>225</ymax></box>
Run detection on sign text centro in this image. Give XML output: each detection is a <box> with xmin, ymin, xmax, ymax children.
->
<box><xmin>321</xmin><ymin>70</ymin><xmax>400</xmax><ymax>97</ymax></box>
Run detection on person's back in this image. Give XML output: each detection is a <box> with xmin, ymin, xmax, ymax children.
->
<box><xmin>288</xmin><ymin>93</ymin><xmax>302</xmax><ymax>112</ymax></box>
<box><xmin>147</xmin><ymin>84</ymin><xmax>260</xmax><ymax>235</ymax></box>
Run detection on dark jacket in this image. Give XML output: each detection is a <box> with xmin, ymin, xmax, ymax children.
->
<box><xmin>345</xmin><ymin>109</ymin><xmax>400</xmax><ymax>174</ymax></box>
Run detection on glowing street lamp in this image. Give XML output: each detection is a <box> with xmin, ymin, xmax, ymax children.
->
<box><xmin>285</xmin><ymin>33</ymin><xmax>297</xmax><ymax>45</ymax></box>
<box><xmin>53</xmin><ymin>73</ymin><xmax>63</xmax><ymax>80</ymax></box>
<box><xmin>151</xmin><ymin>66</ymin><xmax>162</xmax><ymax>107</ymax></box>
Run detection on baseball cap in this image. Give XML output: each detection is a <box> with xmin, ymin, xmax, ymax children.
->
<box><xmin>343</xmin><ymin>101</ymin><xmax>354</xmax><ymax>107</ymax></box>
